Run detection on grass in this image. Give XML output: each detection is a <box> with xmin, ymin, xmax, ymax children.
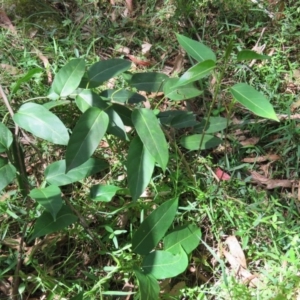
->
<box><xmin>1</xmin><ymin>0</ymin><xmax>300</xmax><ymax>299</ymax></box>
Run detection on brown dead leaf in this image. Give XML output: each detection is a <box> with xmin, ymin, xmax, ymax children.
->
<box><xmin>125</xmin><ymin>0</ymin><xmax>134</xmax><ymax>15</ymax></box>
<box><xmin>171</xmin><ymin>52</ymin><xmax>184</xmax><ymax>75</ymax></box>
<box><xmin>0</xmin><ymin>63</ymin><xmax>19</xmax><ymax>75</ymax></box>
<box><xmin>242</xmin><ymin>154</ymin><xmax>280</xmax><ymax>163</ymax></box>
<box><xmin>0</xmin><ymin>9</ymin><xmax>16</xmax><ymax>34</ymax></box>
<box><xmin>291</xmin><ymin>98</ymin><xmax>300</xmax><ymax>112</ymax></box>
<box><xmin>250</xmin><ymin>170</ymin><xmax>293</xmax><ymax>189</ymax></box>
<box><xmin>33</xmin><ymin>48</ymin><xmax>52</xmax><ymax>83</ymax></box>
<box><xmin>127</xmin><ymin>55</ymin><xmax>151</xmax><ymax>67</ymax></box>
<box><xmin>239</xmin><ymin>137</ymin><xmax>259</xmax><ymax>146</ymax></box>
<box><xmin>225</xmin><ymin>236</ymin><xmax>247</xmax><ymax>269</ymax></box>
<box><xmin>169</xmin><ymin>281</ymin><xmax>186</xmax><ymax>297</ymax></box>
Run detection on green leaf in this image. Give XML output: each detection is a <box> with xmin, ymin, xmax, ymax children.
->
<box><xmin>13</xmin><ymin>103</ymin><xmax>69</xmax><ymax>145</ymax></box>
<box><xmin>100</xmin><ymin>89</ymin><xmax>146</xmax><ymax>104</ymax></box>
<box><xmin>0</xmin><ymin>158</ymin><xmax>16</xmax><ymax>191</ymax></box>
<box><xmin>66</xmin><ymin>107</ymin><xmax>109</xmax><ymax>171</ymax></box>
<box><xmin>111</xmin><ymin>104</ymin><xmax>133</xmax><ymax>127</ymax></box>
<box><xmin>194</xmin><ymin>117</ymin><xmax>228</xmax><ymax>134</ymax></box>
<box><xmin>180</xmin><ymin>134</ymin><xmax>222</xmax><ymax>150</ymax></box>
<box><xmin>90</xmin><ymin>184</ymin><xmax>121</xmax><ymax>202</ymax></box>
<box><xmin>127</xmin><ymin>136</ymin><xmax>155</xmax><ymax>201</ymax></box>
<box><xmin>28</xmin><ymin>205</ymin><xmax>78</xmax><ymax>242</ymax></box>
<box><xmin>176</xmin><ymin>33</ymin><xmax>216</xmax><ymax>62</ymax></box>
<box><xmin>85</xmin><ymin>59</ymin><xmax>131</xmax><ymax>88</ymax></box>
<box><xmin>142</xmin><ymin>247</ymin><xmax>188</xmax><ymax>279</ymax></box>
<box><xmin>230</xmin><ymin>83</ymin><xmax>279</xmax><ymax>121</ymax></box>
<box><xmin>70</xmin><ymin>292</ymin><xmax>84</xmax><ymax>300</ymax></box>
<box><xmin>158</xmin><ymin>110</ymin><xmax>188</xmax><ymax>125</ymax></box>
<box><xmin>237</xmin><ymin>50</ymin><xmax>271</xmax><ymax>61</ymax></box>
<box><xmin>29</xmin><ymin>185</ymin><xmax>63</xmax><ymax>221</ymax></box>
<box><xmin>45</xmin><ymin>158</ymin><xmax>108</xmax><ymax>186</ymax></box>
<box><xmin>132</xmin><ymin>109</ymin><xmax>169</xmax><ymax>171</ymax></box>
<box><xmin>51</xmin><ymin>58</ymin><xmax>85</xmax><ymax>97</ymax></box>
<box><xmin>75</xmin><ymin>90</ymin><xmax>128</xmax><ymax>140</ymax></box>
<box><xmin>130</xmin><ymin>72</ymin><xmax>168</xmax><ymax>92</ymax></box>
<box><xmin>163</xmin><ymin>78</ymin><xmax>202</xmax><ymax>101</ymax></box>
<box><xmin>164</xmin><ymin>224</ymin><xmax>201</xmax><ymax>255</ymax></box>
<box><xmin>170</xmin><ymin>112</ymin><xmax>198</xmax><ymax>129</ymax></box>
<box><xmin>11</xmin><ymin>68</ymin><xmax>43</xmax><ymax>95</ymax></box>
<box><xmin>43</xmin><ymin>100</ymin><xmax>71</xmax><ymax>110</ymax></box>
<box><xmin>175</xmin><ymin>60</ymin><xmax>215</xmax><ymax>87</ymax></box>
<box><xmin>132</xmin><ymin>197</ymin><xmax>178</xmax><ymax>255</ymax></box>
<box><xmin>0</xmin><ymin>123</ymin><xmax>13</xmax><ymax>152</ymax></box>
<box><xmin>134</xmin><ymin>269</ymin><xmax>160</xmax><ymax>300</ymax></box>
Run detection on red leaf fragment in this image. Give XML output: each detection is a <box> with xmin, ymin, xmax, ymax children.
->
<box><xmin>215</xmin><ymin>168</ymin><xmax>231</xmax><ymax>181</ymax></box>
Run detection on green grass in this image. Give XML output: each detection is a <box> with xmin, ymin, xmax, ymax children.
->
<box><xmin>1</xmin><ymin>0</ymin><xmax>300</xmax><ymax>299</ymax></box>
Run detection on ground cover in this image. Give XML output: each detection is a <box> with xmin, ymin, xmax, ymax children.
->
<box><xmin>1</xmin><ymin>0</ymin><xmax>300</xmax><ymax>299</ymax></box>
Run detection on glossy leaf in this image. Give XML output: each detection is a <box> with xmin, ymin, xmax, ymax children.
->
<box><xmin>175</xmin><ymin>60</ymin><xmax>215</xmax><ymax>87</ymax></box>
<box><xmin>0</xmin><ymin>123</ymin><xmax>13</xmax><ymax>152</ymax></box>
<box><xmin>0</xmin><ymin>158</ymin><xmax>16</xmax><ymax>191</ymax></box>
<box><xmin>194</xmin><ymin>117</ymin><xmax>228</xmax><ymax>134</ymax></box>
<box><xmin>45</xmin><ymin>158</ymin><xmax>108</xmax><ymax>186</ymax></box>
<box><xmin>66</xmin><ymin>107</ymin><xmax>109</xmax><ymax>171</ymax></box>
<box><xmin>51</xmin><ymin>58</ymin><xmax>85</xmax><ymax>97</ymax></box>
<box><xmin>163</xmin><ymin>78</ymin><xmax>202</xmax><ymax>101</ymax></box>
<box><xmin>29</xmin><ymin>185</ymin><xmax>62</xmax><ymax>221</ymax></box>
<box><xmin>106</xmin><ymin>107</ymin><xmax>128</xmax><ymax>141</ymax></box>
<box><xmin>158</xmin><ymin>110</ymin><xmax>187</xmax><ymax>126</ymax></box>
<box><xmin>85</xmin><ymin>59</ymin><xmax>131</xmax><ymax>88</ymax></box>
<box><xmin>180</xmin><ymin>134</ymin><xmax>222</xmax><ymax>150</ymax></box>
<box><xmin>75</xmin><ymin>89</ymin><xmax>103</xmax><ymax>113</ymax></box>
<box><xmin>13</xmin><ymin>103</ymin><xmax>69</xmax><ymax>145</ymax></box>
<box><xmin>164</xmin><ymin>224</ymin><xmax>201</xmax><ymax>255</ymax></box>
<box><xmin>170</xmin><ymin>112</ymin><xmax>198</xmax><ymax>129</ymax></box>
<box><xmin>127</xmin><ymin>136</ymin><xmax>155</xmax><ymax>201</ymax></box>
<box><xmin>90</xmin><ymin>184</ymin><xmax>121</xmax><ymax>202</ymax></box>
<box><xmin>237</xmin><ymin>50</ymin><xmax>271</xmax><ymax>61</ymax></box>
<box><xmin>132</xmin><ymin>109</ymin><xmax>168</xmax><ymax>171</ymax></box>
<box><xmin>130</xmin><ymin>72</ymin><xmax>168</xmax><ymax>92</ymax></box>
<box><xmin>176</xmin><ymin>33</ymin><xmax>216</xmax><ymax>62</ymax></box>
<box><xmin>134</xmin><ymin>269</ymin><xmax>159</xmax><ymax>300</ymax></box>
<box><xmin>230</xmin><ymin>83</ymin><xmax>279</xmax><ymax>121</ymax></box>
<box><xmin>11</xmin><ymin>68</ymin><xmax>43</xmax><ymax>94</ymax></box>
<box><xmin>142</xmin><ymin>247</ymin><xmax>188</xmax><ymax>279</ymax></box>
<box><xmin>100</xmin><ymin>89</ymin><xmax>146</xmax><ymax>104</ymax></box>
<box><xmin>29</xmin><ymin>205</ymin><xmax>78</xmax><ymax>242</ymax></box>
<box><xmin>111</xmin><ymin>104</ymin><xmax>133</xmax><ymax>127</ymax></box>
<box><xmin>132</xmin><ymin>197</ymin><xmax>178</xmax><ymax>255</ymax></box>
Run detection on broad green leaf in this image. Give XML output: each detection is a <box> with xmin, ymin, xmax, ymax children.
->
<box><xmin>132</xmin><ymin>109</ymin><xmax>168</xmax><ymax>171</ymax></box>
<box><xmin>90</xmin><ymin>184</ymin><xmax>121</xmax><ymax>202</ymax></box>
<box><xmin>0</xmin><ymin>158</ymin><xmax>16</xmax><ymax>191</ymax></box>
<box><xmin>66</xmin><ymin>107</ymin><xmax>109</xmax><ymax>171</ymax></box>
<box><xmin>43</xmin><ymin>100</ymin><xmax>71</xmax><ymax>110</ymax></box>
<box><xmin>111</xmin><ymin>104</ymin><xmax>133</xmax><ymax>127</ymax></box>
<box><xmin>170</xmin><ymin>112</ymin><xmax>198</xmax><ymax>129</ymax></box>
<box><xmin>28</xmin><ymin>205</ymin><xmax>78</xmax><ymax>242</ymax></box>
<box><xmin>85</xmin><ymin>59</ymin><xmax>131</xmax><ymax>88</ymax></box>
<box><xmin>29</xmin><ymin>185</ymin><xmax>63</xmax><ymax>221</ymax></box>
<box><xmin>100</xmin><ymin>89</ymin><xmax>146</xmax><ymax>104</ymax></box>
<box><xmin>45</xmin><ymin>158</ymin><xmax>108</xmax><ymax>186</ymax></box>
<box><xmin>158</xmin><ymin>110</ymin><xmax>188</xmax><ymax>125</ymax></box>
<box><xmin>51</xmin><ymin>58</ymin><xmax>85</xmax><ymax>97</ymax></box>
<box><xmin>105</xmin><ymin>107</ymin><xmax>128</xmax><ymax>141</ymax></box>
<box><xmin>0</xmin><ymin>123</ymin><xmax>13</xmax><ymax>152</ymax></box>
<box><xmin>75</xmin><ymin>90</ymin><xmax>128</xmax><ymax>140</ymax></box>
<box><xmin>237</xmin><ymin>50</ymin><xmax>271</xmax><ymax>61</ymax></box>
<box><xmin>180</xmin><ymin>134</ymin><xmax>222</xmax><ymax>150</ymax></box>
<box><xmin>130</xmin><ymin>72</ymin><xmax>168</xmax><ymax>92</ymax></box>
<box><xmin>132</xmin><ymin>197</ymin><xmax>178</xmax><ymax>255</ymax></box>
<box><xmin>164</xmin><ymin>224</ymin><xmax>201</xmax><ymax>255</ymax></box>
<box><xmin>163</xmin><ymin>78</ymin><xmax>202</xmax><ymax>101</ymax></box>
<box><xmin>176</xmin><ymin>33</ymin><xmax>216</xmax><ymax>62</ymax></box>
<box><xmin>230</xmin><ymin>83</ymin><xmax>279</xmax><ymax>121</ymax></box>
<box><xmin>11</xmin><ymin>68</ymin><xmax>43</xmax><ymax>95</ymax></box>
<box><xmin>127</xmin><ymin>136</ymin><xmax>155</xmax><ymax>201</ymax></box>
<box><xmin>13</xmin><ymin>103</ymin><xmax>69</xmax><ymax>145</ymax></box>
<box><xmin>175</xmin><ymin>60</ymin><xmax>215</xmax><ymax>87</ymax></box>
<box><xmin>134</xmin><ymin>269</ymin><xmax>159</xmax><ymax>300</ymax></box>
<box><xmin>194</xmin><ymin>117</ymin><xmax>228</xmax><ymax>134</ymax></box>
<box><xmin>142</xmin><ymin>247</ymin><xmax>188</xmax><ymax>279</ymax></box>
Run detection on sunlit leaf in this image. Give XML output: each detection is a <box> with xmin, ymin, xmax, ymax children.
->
<box><xmin>0</xmin><ymin>158</ymin><xmax>16</xmax><ymax>191</ymax></box>
<box><xmin>237</xmin><ymin>50</ymin><xmax>271</xmax><ymax>61</ymax></box>
<box><xmin>90</xmin><ymin>184</ymin><xmax>121</xmax><ymax>202</ymax></box>
<box><xmin>180</xmin><ymin>134</ymin><xmax>222</xmax><ymax>150</ymax></box>
<box><xmin>0</xmin><ymin>122</ymin><xmax>13</xmax><ymax>152</ymax></box>
<box><xmin>130</xmin><ymin>72</ymin><xmax>168</xmax><ymax>92</ymax></box>
<box><xmin>134</xmin><ymin>269</ymin><xmax>159</xmax><ymax>300</ymax></box>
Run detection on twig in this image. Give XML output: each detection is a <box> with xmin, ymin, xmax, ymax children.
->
<box><xmin>187</xmin><ymin>17</ymin><xmax>202</xmax><ymax>42</ymax></box>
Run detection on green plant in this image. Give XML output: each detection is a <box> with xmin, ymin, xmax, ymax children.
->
<box><xmin>0</xmin><ymin>34</ymin><xmax>278</xmax><ymax>298</ymax></box>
